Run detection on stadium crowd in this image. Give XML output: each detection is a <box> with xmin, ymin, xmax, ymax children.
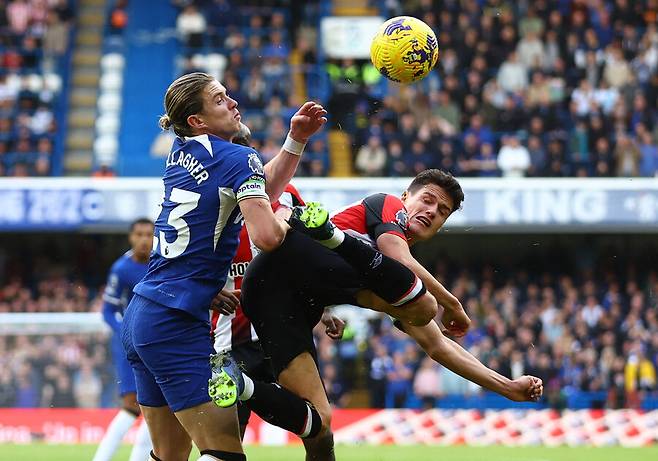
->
<box><xmin>172</xmin><ymin>0</ymin><xmax>331</xmax><ymax>176</ymax></box>
<box><xmin>332</xmin><ymin>0</ymin><xmax>658</xmax><ymax>177</ymax></box>
<box><xmin>1</xmin><ymin>255</ymin><xmax>656</xmax><ymax>410</ymax></box>
<box><xmin>5</xmin><ymin>1</ymin><xmax>657</xmax><ymax>178</ymax></box>
<box><xmin>0</xmin><ymin>0</ymin><xmax>72</xmax><ymax>177</ymax></box>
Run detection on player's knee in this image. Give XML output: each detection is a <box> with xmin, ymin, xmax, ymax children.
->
<box><xmin>408</xmin><ymin>293</ymin><xmax>438</xmax><ymax>326</ymax></box>
<box><xmin>122</xmin><ymin>394</ymin><xmax>140</xmax><ymax>416</ymax></box>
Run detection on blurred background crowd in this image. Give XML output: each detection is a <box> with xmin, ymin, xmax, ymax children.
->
<box><xmin>3</xmin><ymin>0</ymin><xmax>658</xmax><ymax>178</ymax></box>
<box><xmin>0</xmin><ymin>0</ymin><xmax>71</xmax><ymax>177</ymax></box>
<box><xmin>1</xmin><ymin>235</ymin><xmax>656</xmax><ymax>410</ymax></box>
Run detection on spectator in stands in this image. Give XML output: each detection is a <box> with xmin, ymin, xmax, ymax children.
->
<box><xmin>301</xmin><ymin>138</ymin><xmax>329</xmax><ymax>177</ymax></box>
<box><xmin>413</xmin><ymin>357</ymin><xmax>441</xmax><ymax>409</ymax></box>
<box><xmin>43</xmin><ymin>10</ymin><xmax>68</xmax><ymax>58</ymax></box>
<box><xmin>431</xmin><ymin>90</ymin><xmax>460</xmax><ymax>134</ymax></box>
<box><xmin>323</xmin><ymin>363</ymin><xmax>348</xmax><ymax>408</ymax></box>
<box><xmin>0</xmin><ymin>368</ymin><xmax>16</xmax><ymax>407</ymax></box>
<box><xmin>355</xmin><ymin>135</ymin><xmax>387</xmax><ymax>176</ymax></box>
<box><xmin>7</xmin><ymin>0</ymin><xmax>31</xmax><ymax>38</ymax></box>
<box><xmin>30</xmin><ymin>104</ymin><xmax>54</xmax><ymax>135</ymax></box>
<box><xmin>176</xmin><ymin>4</ymin><xmax>206</xmax><ymax>49</ymax></box>
<box><xmin>614</xmin><ymin>133</ymin><xmax>641</xmax><ymax>176</ymax></box>
<box><xmin>603</xmin><ymin>47</ymin><xmax>633</xmax><ymax>88</ymax></box>
<box><xmin>639</xmin><ymin>130</ymin><xmax>658</xmax><ymax>176</ymax></box>
<box><xmin>387</xmin><ymin>351</ymin><xmax>413</xmax><ymax>408</ymax></box>
<box><xmin>472</xmin><ymin>142</ymin><xmax>499</xmax><ymax>177</ymax></box>
<box><xmin>14</xmin><ymin>363</ymin><xmax>38</xmax><ymax>407</ymax></box>
<box><xmin>497</xmin><ymin>135</ymin><xmax>531</xmax><ymax>177</ymax></box>
<box><xmin>516</xmin><ymin>31</ymin><xmax>545</xmax><ymax>69</ymax></box>
<box><xmin>497</xmin><ymin>51</ymin><xmax>528</xmax><ymax>93</ymax></box>
<box><xmin>369</xmin><ymin>340</ymin><xmax>392</xmax><ymax>408</ymax></box>
<box><xmin>73</xmin><ymin>360</ymin><xmax>102</xmax><ymax>408</ymax></box>
<box><xmin>109</xmin><ymin>0</ymin><xmax>128</xmax><ymax>35</ymax></box>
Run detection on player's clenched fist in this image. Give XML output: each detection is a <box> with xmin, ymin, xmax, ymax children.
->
<box><xmin>506</xmin><ymin>376</ymin><xmax>544</xmax><ymax>402</ymax></box>
<box><xmin>289</xmin><ymin>101</ymin><xmax>328</xmax><ymax>143</ymax></box>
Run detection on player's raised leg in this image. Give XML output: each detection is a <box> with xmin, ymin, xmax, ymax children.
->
<box><xmin>289</xmin><ymin>203</ymin><xmax>437</xmax><ymax>326</ymax></box>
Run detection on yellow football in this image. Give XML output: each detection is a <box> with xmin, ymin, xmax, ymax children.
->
<box><xmin>370</xmin><ymin>16</ymin><xmax>439</xmax><ymax>84</ymax></box>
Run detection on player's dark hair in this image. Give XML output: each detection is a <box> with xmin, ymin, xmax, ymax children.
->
<box><xmin>159</xmin><ymin>72</ymin><xmax>214</xmax><ymax>137</ymax></box>
<box><xmin>407</xmin><ymin>169</ymin><xmax>464</xmax><ymax>212</ymax></box>
<box><xmin>130</xmin><ymin>217</ymin><xmax>154</xmax><ymax>232</ymax></box>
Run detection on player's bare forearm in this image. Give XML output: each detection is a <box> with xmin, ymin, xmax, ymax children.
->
<box><xmin>404</xmin><ymin>321</ymin><xmax>518</xmax><ymax>398</ymax></box>
<box><xmin>263</xmin><ymin>152</ymin><xmax>301</xmax><ymax>202</ymax></box>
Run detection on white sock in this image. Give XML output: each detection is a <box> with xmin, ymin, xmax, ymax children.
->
<box><xmin>128</xmin><ymin>420</ymin><xmax>153</xmax><ymax>461</ymax></box>
<box><xmin>319</xmin><ymin>226</ymin><xmax>344</xmax><ymax>249</ymax></box>
<box><xmin>92</xmin><ymin>409</ymin><xmax>136</xmax><ymax>461</ymax></box>
<box><xmin>239</xmin><ymin>373</ymin><xmax>254</xmax><ymax>401</ymax></box>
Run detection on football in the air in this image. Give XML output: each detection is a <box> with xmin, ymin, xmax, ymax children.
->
<box><xmin>370</xmin><ymin>16</ymin><xmax>439</xmax><ymax>84</ymax></box>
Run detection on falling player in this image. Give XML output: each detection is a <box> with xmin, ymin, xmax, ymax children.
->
<box><xmin>237</xmin><ymin>169</ymin><xmax>542</xmax><ymax>460</ymax></box>
<box><xmin>93</xmin><ymin>218</ymin><xmax>154</xmax><ymax>461</ymax></box>
<box><xmin>121</xmin><ymin>72</ymin><xmax>327</xmax><ymax>461</ymax></box>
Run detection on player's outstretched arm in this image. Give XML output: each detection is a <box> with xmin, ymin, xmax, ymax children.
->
<box><xmin>404</xmin><ymin>320</ymin><xmax>544</xmax><ymax>402</ymax></box>
<box><xmin>263</xmin><ymin>102</ymin><xmax>327</xmax><ymax>201</ymax></box>
<box><xmin>239</xmin><ymin>197</ymin><xmax>289</xmax><ymax>252</ymax></box>
<box><xmin>377</xmin><ymin>233</ymin><xmax>471</xmax><ymax>336</ymax></box>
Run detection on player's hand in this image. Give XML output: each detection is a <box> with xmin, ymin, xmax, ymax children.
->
<box><xmin>289</xmin><ymin>101</ymin><xmax>327</xmax><ymax>143</ymax></box>
<box><xmin>210</xmin><ymin>289</ymin><xmax>241</xmax><ymax>315</ymax></box>
<box><xmin>321</xmin><ymin>312</ymin><xmax>346</xmax><ymax>340</ymax></box>
<box><xmin>441</xmin><ymin>301</ymin><xmax>471</xmax><ymax>337</ymax></box>
<box><xmin>507</xmin><ymin>375</ymin><xmax>544</xmax><ymax>402</ymax></box>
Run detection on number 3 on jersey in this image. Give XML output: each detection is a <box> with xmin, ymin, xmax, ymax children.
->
<box><xmin>159</xmin><ymin>187</ymin><xmax>200</xmax><ymax>259</ymax></box>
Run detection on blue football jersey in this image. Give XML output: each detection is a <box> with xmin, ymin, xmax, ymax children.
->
<box><xmin>134</xmin><ymin>134</ymin><xmax>268</xmax><ymax>321</ymax></box>
<box><xmin>102</xmin><ymin>251</ymin><xmax>149</xmax><ymax>333</ymax></box>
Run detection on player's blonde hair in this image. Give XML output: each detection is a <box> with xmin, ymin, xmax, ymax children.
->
<box><xmin>159</xmin><ymin>72</ymin><xmax>214</xmax><ymax>137</ymax></box>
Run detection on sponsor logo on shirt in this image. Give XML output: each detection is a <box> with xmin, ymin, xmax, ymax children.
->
<box><xmin>229</xmin><ymin>261</ymin><xmax>250</xmax><ymax>278</ymax></box>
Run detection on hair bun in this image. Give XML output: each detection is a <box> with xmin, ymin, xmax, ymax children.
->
<box><xmin>159</xmin><ymin>114</ymin><xmax>172</xmax><ymax>131</ymax></box>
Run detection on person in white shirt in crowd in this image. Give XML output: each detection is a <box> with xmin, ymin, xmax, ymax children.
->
<box><xmin>497</xmin><ymin>51</ymin><xmax>528</xmax><ymax>93</ymax></box>
<box><xmin>176</xmin><ymin>4</ymin><xmax>207</xmax><ymax>48</ymax></box>
<box><xmin>516</xmin><ymin>31</ymin><xmax>545</xmax><ymax>69</ymax></box>
<box><xmin>581</xmin><ymin>295</ymin><xmax>604</xmax><ymax>329</ymax></box>
<box><xmin>497</xmin><ymin>135</ymin><xmax>531</xmax><ymax>177</ymax></box>
<box><xmin>571</xmin><ymin>79</ymin><xmax>597</xmax><ymax>117</ymax></box>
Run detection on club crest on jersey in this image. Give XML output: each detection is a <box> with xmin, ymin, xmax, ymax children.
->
<box><xmin>395</xmin><ymin>209</ymin><xmax>409</xmax><ymax>230</ymax></box>
<box><xmin>248</xmin><ymin>152</ymin><xmax>264</xmax><ymax>175</ymax></box>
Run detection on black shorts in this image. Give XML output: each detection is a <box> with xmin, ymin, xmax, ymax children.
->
<box><xmin>231</xmin><ymin>340</ymin><xmax>275</xmax><ymax>427</ymax></box>
<box><xmin>242</xmin><ymin>230</ymin><xmax>365</xmax><ymax>377</ymax></box>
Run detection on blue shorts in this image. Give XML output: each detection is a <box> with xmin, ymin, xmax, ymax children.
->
<box><xmin>111</xmin><ymin>334</ymin><xmax>137</xmax><ymax>396</ymax></box>
<box><xmin>121</xmin><ymin>294</ymin><xmax>214</xmax><ymax>412</ymax></box>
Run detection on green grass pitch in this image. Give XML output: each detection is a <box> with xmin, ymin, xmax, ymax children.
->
<box><xmin>1</xmin><ymin>444</ymin><xmax>657</xmax><ymax>461</ymax></box>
